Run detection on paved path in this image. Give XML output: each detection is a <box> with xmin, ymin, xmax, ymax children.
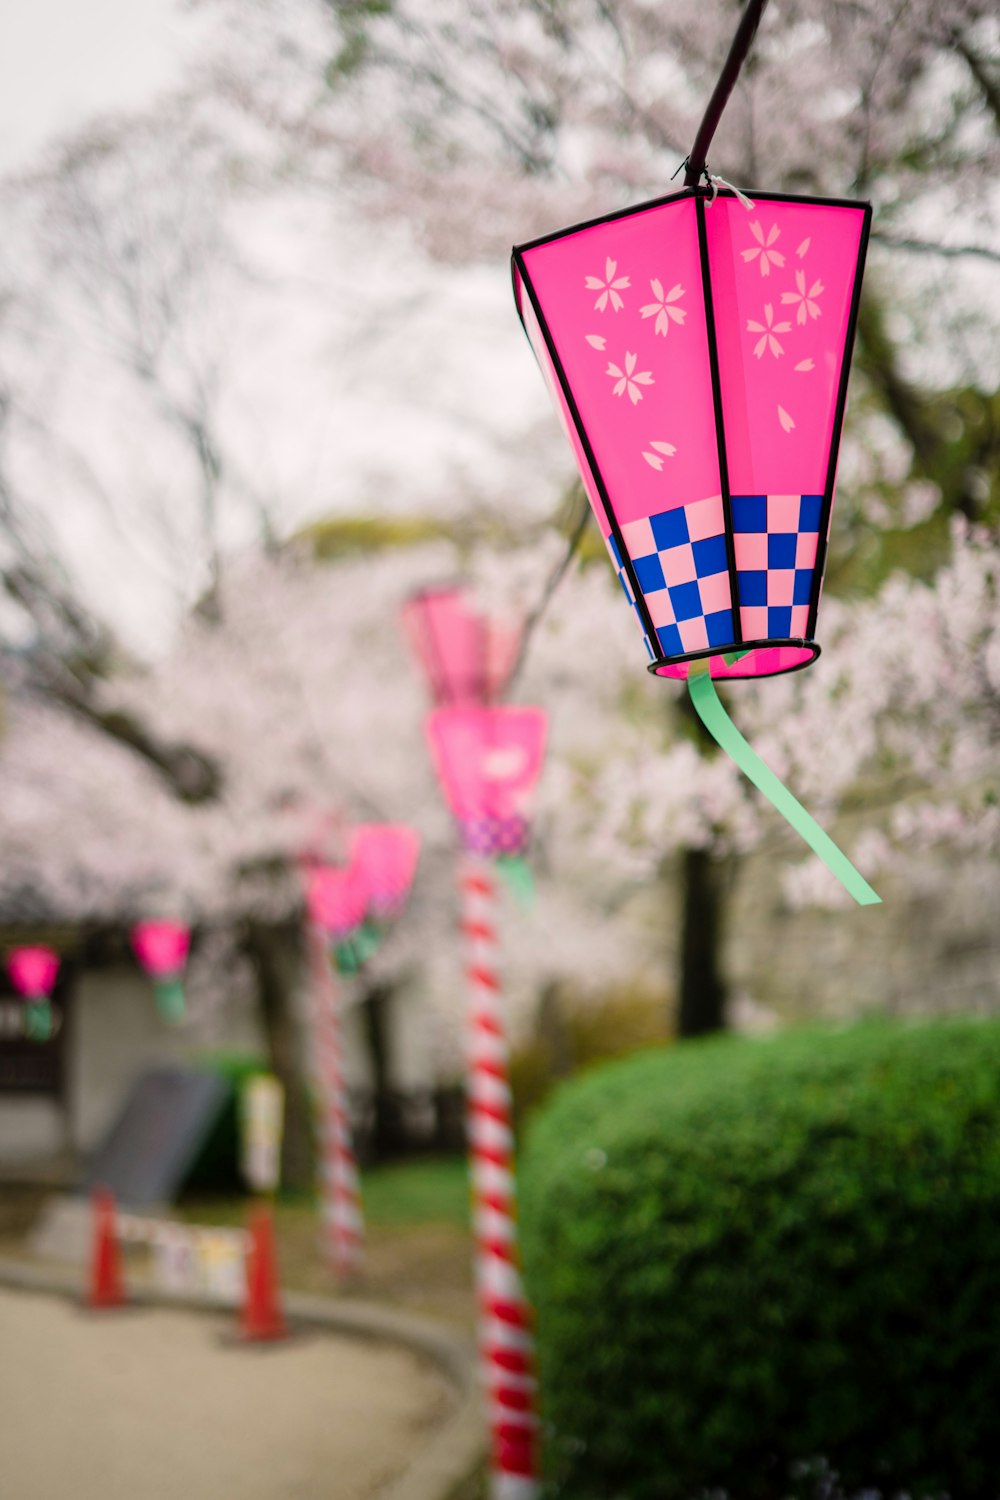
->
<box><xmin>0</xmin><ymin>1285</ymin><xmax>453</xmax><ymax>1500</ymax></box>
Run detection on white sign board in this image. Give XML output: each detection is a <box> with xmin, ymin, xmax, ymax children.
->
<box><xmin>240</xmin><ymin>1074</ymin><xmax>284</xmax><ymax>1194</ymax></box>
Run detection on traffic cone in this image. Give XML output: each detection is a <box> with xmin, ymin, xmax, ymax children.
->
<box><xmin>87</xmin><ymin>1186</ymin><xmax>126</xmax><ymax>1309</ymax></box>
<box><xmin>240</xmin><ymin>1203</ymin><xmax>287</xmax><ymax>1342</ymax></box>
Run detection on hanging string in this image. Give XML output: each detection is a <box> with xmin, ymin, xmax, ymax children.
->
<box><xmin>684</xmin><ymin>0</ymin><xmax>771</xmax><ymax>187</ymax></box>
<box><xmin>686</xmin><ymin>668</ymin><xmax>881</xmax><ymax>907</ymax></box>
<box><xmin>513</xmin><ymin>2</ymin><xmax>770</xmax><ymax>685</ymax></box>
<box><xmin>704</xmin><ymin>171</ymin><xmax>755</xmax><ymax>210</ymax></box>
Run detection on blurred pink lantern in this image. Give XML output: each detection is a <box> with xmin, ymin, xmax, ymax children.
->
<box><xmin>7</xmin><ymin>946</ymin><xmax>60</xmax><ymax>1043</ymax></box>
<box><xmin>427</xmin><ymin>706</ymin><xmax>548</xmax><ymax>857</ymax></box>
<box><xmin>302</xmin><ymin>829</ymin><xmax>418</xmax><ymax>1283</ymax></box>
<box><xmin>7</xmin><ymin>946</ymin><xmax>59</xmax><ymax>1000</ymax></box>
<box><xmin>402</xmin><ymin>584</ymin><xmax>520</xmax><ymax>707</ymax></box>
<box><xmin>131</xmin><ymin>920</ymin><xmax>191</xmax><ymax>1023</ymax></box>
<box><xmin>421</xmin><ymin>702</ymin><xmax>549</xmax><ymax>1492</ymax></box>
<box><xmin>512</xmin><ymin>185</ymin><xmax>879</xmax><ymax>904</ymax></box>
<box><xmin>349</xmin><ymin>824</ymin><xmax>421</xmax><ymax>922</ymax></box>
<box><xmin>304</xmin><ymin>863</ymin><xmax>369</xmax><ymax>942</ymax></box>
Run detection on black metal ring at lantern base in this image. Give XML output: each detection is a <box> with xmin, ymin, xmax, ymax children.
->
<box><xmin>646</xmin><ymin>637</ymin><xmax>821</xmax><ymax>682</ymax></box>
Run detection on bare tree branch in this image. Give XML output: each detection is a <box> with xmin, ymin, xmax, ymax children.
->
<box><xmin>507</xmin><ymin>481</ymin><xmax>591</xmax><ymax>692</ymax></box>
<box><xmin>952</xmin><ymin>30</ymin><xmax>1000</xmax><ymax>134</ymax></box>
<box><xmin>871</xmin><ymin>230</ymin><xmax>1000</xmax><ymax>267</ymax></box>
<box><xmin>45</xmin><ymin>672</ymin><xmax>222</xmax><ymax>803</ymax></box>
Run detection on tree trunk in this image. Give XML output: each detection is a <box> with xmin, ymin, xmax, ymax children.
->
<box><xmin>359</xmin><ymin>979</ymin><xmax>406</xmax><ymax>1161</ymax></box>
<box><xmin>674</xmin><ymin>688</ymin><xmax>732</xmax><ymax>1039</ymax></box>
<box><xmin>535</xmin><ymin>980</ymin><xmax>574</xmax><ymax>1078</ymax></box>
<box><xmin>677</xmin><ymin>846</ymin><xmax>729</xmax><ymax>1037</ymax></box>
<box><xmin>243</xmin><ymin>921</ymin><xmax>314</xmax><ymax>1191</ymax></box>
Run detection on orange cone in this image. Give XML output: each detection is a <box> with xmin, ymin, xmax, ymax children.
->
<box><xmin>87</xmin><ymin>1186</ymin><xmax>126</xmax><ymax>1309</ymax></box>
<box><xmin>240</xmin><ymin>1203</ymin><xmax>287</xmax><ymax>1342</ymax></box>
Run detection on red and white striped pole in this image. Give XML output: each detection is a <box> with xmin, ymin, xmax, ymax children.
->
<box><xmin>306</xmin><ymin>921</ymin><xmax>364</xmax><ymax>1278</ymax></box>
<box><xmin>460</xmin><ymin>850</ymin><xmax>541</xmax><ymax>1500</ymax></box>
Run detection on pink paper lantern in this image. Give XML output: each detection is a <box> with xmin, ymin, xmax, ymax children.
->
<box><xmin>402</xmin><ymin>584</ymin><xmax>520</xmax><ymax>706</ymax></box>
<box><xmin>7</xmin><ymin>946</ymin><xmax>60</xmax><ymax>1001</ymax></box>
<box><xmin>512</xmin><ymin>188</ymin><xmax>870</xmax><ymax>681</ymax></box>
<box><xmin>305</xmin><ymin>863</ymin><xmax>369</xmax><ymax>941</ymax></box>
<box><xmin>426</xmin><ymin>705</ymin><xmax>548</xmax><ymax>856</ymax></box>
<box><xmin>349</xmin><ymin>824</ymin><xmax>420</xmax><ymax>922</ymax></box>
<box><xmin>131</xmin><ymin>920</ymin><xmax>190</xmax><ymax>979</ymax></box>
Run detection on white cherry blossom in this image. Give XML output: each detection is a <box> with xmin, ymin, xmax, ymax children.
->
<box><xmin>642</xmin><ymin>440</ymin><xmax>677</xmax><ymax>469</ymax></box>
<box><xmin>741</xmin><ymin>221</ymin><xmax>786</xmax><ymax>276</ymax></box>
<box><xmin>606</xmin><ymin>351</ymin><xmax>654</xmax><ymax>404</ymax></box>
<box><xmin>781</xmin><ymin>269</ymin><xmax>825</xmax><ymax>324</ymax></box>
<box><xmin>585</xmin><ymin>257</ymin><xmax>630</xmax><ymax>312</ymax></box>
<box><xmin>639</xmin><ymin>279</ymin><xmax>686</xmax><ymax>336</ymax></box>
<box><xmin>747</xmin><ymin>303</ymin><xmax>792</xmax><ymax>359</ymax></box>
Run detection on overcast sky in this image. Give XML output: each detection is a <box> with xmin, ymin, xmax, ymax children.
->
<box><xmin>0</xmin><ymin>0</ymin><xmax>556</xmax><ymax>654</ymax></box>
<box><xmin>0</xmin><ymin>0</ymin><xmax>202</xmax><ymax>171</ymax></box>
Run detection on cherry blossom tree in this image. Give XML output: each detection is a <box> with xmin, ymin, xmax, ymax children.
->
<box><xmin>2</xmin><ymin>0</ymin><xmax>999</xmax><ymax>1074</ymax></box>
<box><xmin>0</xmin><ymin>526</ymin><xmax>649</xmax><ymax>1174</ymax></box>
<box><xmin>279</xmin><ymin>0</ymin><xmax>1000</xmax><ymax>1031</ymax></box>
<box><xmin>0</xmin><ymin>79</ymin><xmax>630</xmax><ymax>1169</ymax></box>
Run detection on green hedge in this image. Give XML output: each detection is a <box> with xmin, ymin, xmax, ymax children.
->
<box><xmin>182</xmin><ymin>1052</ymin><xmax>269</xmax><ymax>1196</ymax></box>
<box><xmin>518</xmin><ymin>1018</ymin><xmax>1000</xmax><ymax>1499</ymax></box>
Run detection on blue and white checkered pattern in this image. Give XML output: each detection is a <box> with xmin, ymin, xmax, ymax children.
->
<box><xmin>606</xmin><ymin>533</ymin><xmax>655</xmax><ymax>660</ymax></box>
<box><xmin>731</xmin><ymin>494</ymin><xmax>822</xmax><ymax>641</ymax></box>
<box><xmin>606</xmin><ymin>493</ymin><xmax>825</xmax><ymax>662</ymax></box>
<box><xmin>608</xmin><ymin>495</ymin><xmax>736</xmax><ymax>660</ymax></box>
<box><xmin>459</xmin><ymin>814</ymin><xmax>530</xmax><ymax>856</ymax></box>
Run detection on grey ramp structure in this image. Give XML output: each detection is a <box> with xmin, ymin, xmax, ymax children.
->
<box><xmin>80</xmin><ymin>1066</ymin><xmax>231</xmax><ymax>1207</ymax></box>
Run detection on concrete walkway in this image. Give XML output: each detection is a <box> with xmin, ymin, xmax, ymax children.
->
<box><xmin>0</xmin><ymin>1270</ymin><xmax>484</xmax><ymax>1500</ymax></box>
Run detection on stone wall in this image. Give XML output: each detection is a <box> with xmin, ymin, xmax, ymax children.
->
<box><xmin>0</xmin><ymin>964</ymin><xmax>263</xmax><ymax>1167</ymax></box>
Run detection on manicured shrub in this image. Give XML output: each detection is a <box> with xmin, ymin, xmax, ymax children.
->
<box><xmin>518</xmin><ymin>1018</ymin><xmax>1000</xmax><ymax>1499</ymax></box>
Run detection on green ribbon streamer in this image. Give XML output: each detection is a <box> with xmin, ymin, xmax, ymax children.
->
<box><xmin>496</xmin><ymin>854</ymin><xmax>536</xmax><ymax>908</ymax></box>
<box><xmin>334</xmin><ymin>920</ymin><xmax>383</xmax><ymax>975</ymax></box>
<box><xmin>24</xmin><ymin>1000</ymin><xmax>52</xmax><ymax>1043</ymax></box>
<box><xmin>687</xmin><ymin>668</ymin><xmax>881</xmax><ymax>907</ymax></box>
<box><xmin>154</xmin><ymin>977</ymin><xmax>186</xmax><ymax>1022</ymax></box>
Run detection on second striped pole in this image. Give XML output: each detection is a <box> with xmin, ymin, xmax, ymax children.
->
<box><xmin>307</xmin><ymin>920</ymin><xmax>364</xmax><ymax>1278</ymax></box>
<box><xmin>460</xmin><ymin>850</ymin><xmax>541</xmax><ymax>1500</ymax></box>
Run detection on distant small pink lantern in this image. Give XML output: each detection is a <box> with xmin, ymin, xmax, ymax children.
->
<box><xmin>132</xmin><ymin>920</ymin><xmax>191</xmax><ymax>1023</ymax></box>
<box><xmin>401</xmin><ymin>585</ymin><xmax>520</xmax><ymax>707</ymax></box>
<box><xmin>349</xmin><ymin>824</ymin><xmax>421</xmax><ymax>922</ymax></box>
<box><xmin>7</xmin><ymin>946</ymin><xmax>60</xmax><ymax>1044</ymax></box>
<box><xmin>427</xmin><ymin>706</ymin><xmax>548</xmax><ymax>857</ymax></box>
<box><xmin>7</xmin><ymin>946</ymin><xmax>60</xmax><ymax>1001</ymax></box>
<box><xmin>305</xmin><ymin>863</ymin><xmax>369</xmax><ymax>942</ymax></box>
<box><xmin>513</xmin><ymin>189</ymin><xmax>870</xmax><ymax>681</ymax></box>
